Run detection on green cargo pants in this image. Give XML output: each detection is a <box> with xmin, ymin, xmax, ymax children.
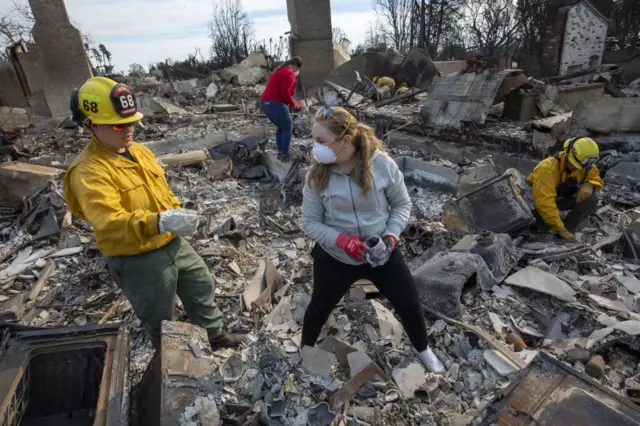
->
<box><xmin>104</xmin><ymin>237</ymin><xmax>223</xmax><ymax>342</ymax></box>
<box><xmin>535</xmin><ymin>192</ymin><xmax>599</xmax><ymax>232</ymax></box>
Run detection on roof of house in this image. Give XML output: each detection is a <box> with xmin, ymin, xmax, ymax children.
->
<box><xmin>554</xmin><ymin>0</ymin><xmax>612</xmax><ymax>20</ymax></box>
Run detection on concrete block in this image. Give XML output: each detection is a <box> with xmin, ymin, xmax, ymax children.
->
<box><xmin>171</xmin><ymin>79</ymin><xmax>198</xmax><ymax>94</ymax></box>
<box><xmin>570</xmin><ymin>98</ymin><xmax>640</xmax><ymax>135</ymax></box>
<box><xmin>413</xmin><ymin>251</ymin><xmax>498</xmax><ymax>317</ymax></box>
<box><xmin>397</xmin><ymin>156</ymin><xmax>458</xmax><ymax>194</ymax></box>
<box><xmin>557</xmin><ymin>83</ymin><xmax>605</xmax><ymax>109</ymax></box>
<box><xmin>219</xmin><ymin>65</ymin><xmax>268</xmax><ymax>85</ymax></box>
<box><xmin>0</xmin><ymin>162</ymin><xmax>62</xmax><ymax>208</ymax></box>
<box><xmin>450</xmin><ymin>232</ymin><xmax>521</xmax><ymax>283</ymax></box>
<box><xmin>137</xmin><ymin>94</ymin><xmax>188</xmax><ymax>116</ymax></box>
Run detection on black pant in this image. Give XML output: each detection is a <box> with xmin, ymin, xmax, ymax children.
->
<box><xmin>301</xmin><ymin>244</ymin><xmax>429</xmax><ymax>351</ymax></box>
<box><xmin>534</xmin><ymin>192</ymin><xmax>599</xmax><ymax>232</ymax></box>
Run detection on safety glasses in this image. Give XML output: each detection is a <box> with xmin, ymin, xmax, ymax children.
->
<box><xmin>315</xmin><ymin>106</ymin><xmax>352</xmax><ymax>138</ymax></box>
<box><xmin>111</xmin><ymin>123</ymin><xmax>135</xmax><ymax>132</ymax></box>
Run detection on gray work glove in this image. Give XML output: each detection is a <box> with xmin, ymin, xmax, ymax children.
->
<box><xmin>158</xmin><ymin>208</ymin><xmax>199</xmax><ymax>236</ymax></box>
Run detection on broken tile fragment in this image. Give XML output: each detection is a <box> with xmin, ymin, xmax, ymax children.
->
<box><xmin>616</xmin><ymin>275</ymin><xmax>640</xmax><ymax>294</ymax></box>
<box><xmin>484</xmin><ymin>349</ymin><xmax>519</xmax><ymax>376</ymax></box>
<box><xmin>586</xmin><ymin>327</ymin><xmax>614</xmax><ymax>349</ymax></box>
<box><xmin>488</xmin><ymin>312</ymin><xmax>505</xmax><ymax>335</ymax></box>
<box><xmin>613</xmin><ymin>320</ymin><xmax>640</xmax><ymax>336</ymax></box>
<box><xmin>370</xmin><ymin>299</ymin><xmax>404</xmax><ymax>347</ymax></box>
<box><xmin>504</xmin><ymin>266</ymin><xmax>577</xmax><ymax>301</ymax></box>
<box><xmin>301</xmin><ymin>346</ymin><xmax>336</xmax><ymax>378</ymax></box>
<box><xmin>392</xmin><ymin>363</ymin><xmax>426</xmax><ymax>399</ymax></box>
<box><xmin>589</xmin><ymin>295</ymin><xmax>629</xmax><ymax>313</ymax></box>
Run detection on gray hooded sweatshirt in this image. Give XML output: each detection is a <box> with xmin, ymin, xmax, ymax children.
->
<box><xmin>301</xmin><ymin>150</ymin><xmax>412</xmax><ymax>265</ymax></box>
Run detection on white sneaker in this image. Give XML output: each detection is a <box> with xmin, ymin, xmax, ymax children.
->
<box><xmin>418</xmin><ymin>346</ymin><xmax>446</xmax><ymax>373</ymax></box>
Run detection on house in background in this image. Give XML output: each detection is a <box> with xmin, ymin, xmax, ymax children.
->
<box><xmin>541</xmin><ymin>0</ymin><xmax>612</xmax><ymax>77</ymax></box>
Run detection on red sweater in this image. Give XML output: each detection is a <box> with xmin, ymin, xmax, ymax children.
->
<box><xmin>261</xmin><ymin>66</ymin><xmax>297</xmax><ymax>107</ymax></box>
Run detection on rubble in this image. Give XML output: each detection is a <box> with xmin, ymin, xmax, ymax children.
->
<box><xmin>2</xmin><ymin>51</ymin><xmax>640</xmax><ymax>426</ymax></box>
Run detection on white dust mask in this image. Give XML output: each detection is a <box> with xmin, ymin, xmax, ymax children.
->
<box><xmin>312</xmin><ymin>141</ymin><xmax>337</xmax><ymax>164</ymax></box>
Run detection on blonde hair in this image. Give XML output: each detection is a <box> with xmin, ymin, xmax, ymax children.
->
<box><xmin>308</xmin><ymin>107</ymin><xmax>385</xmax><ymax>195</ymax></box>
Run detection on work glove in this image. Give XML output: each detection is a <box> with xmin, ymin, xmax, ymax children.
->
<box><xmin>336</xmin><ymin>234</ymin><xmax>368</xmax><ymax>262</ymax></box>
<box><xmin>576</xmin><ymin>183</ymin><xmax>593</xmax><ymax>203</ymax></box>
<box><xmin>558</xmin><ymin>230</ymin><xmax>577</xmax><ymax>243</ymax></box>
<box><xmin>291</xmin><ymin>103</ymin><xmax>303</xmax><ymax>112</ymax></box>
<box><xmin>368</xmin><ymin>235</ymin><xmax>397</xmax><ymax>268</ymax></box>
<box><xmin>158</xmin><ymin>208</ymin><xmax>199</xmax><ymax>236</ymax></box>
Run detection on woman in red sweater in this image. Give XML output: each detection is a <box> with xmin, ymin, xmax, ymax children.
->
<box><xmin>260</xmin><ymin>57</ymin><xmax>304</xmax><ymax>161</ymax></box>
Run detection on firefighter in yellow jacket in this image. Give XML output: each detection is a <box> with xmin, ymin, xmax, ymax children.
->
<box><xmin>63</xmin><ymin>77</ymin><xmax>243</xmax><ymax>349</ymax></box>
<box><xmin>528</xmin><ymin>137</ymin><xmax>604</xmax><ymax>243</ymax></box>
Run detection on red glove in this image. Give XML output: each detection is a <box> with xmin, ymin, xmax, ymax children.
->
<box><xmin>291</xmin><ymin>103</ymin><xmax>303</xmax><ymax>112</ymax></box>
<box><xmin>382</xmin><ymin>235</ymin><xmax>397</xmax><ymax>251</ymax></box>
<box><xmin>336</xmin><ymin>234</ymin><xmax>368</xmax><ymax>261</ymax></box>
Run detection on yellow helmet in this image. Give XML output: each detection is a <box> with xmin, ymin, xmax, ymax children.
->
<box><xmin>563</xmin><ymin>137</ymin><xmax>599</xmax><ymax>170</ymax></box>
<box><xmin>373</xmin><ymin>76</ymin><xmax>379</xmax><ymax>83</ymax></box>
<box><xmin>71</xmin><ymin>77</ymin><xmax>143</xmax><ymax>126</ymax></box>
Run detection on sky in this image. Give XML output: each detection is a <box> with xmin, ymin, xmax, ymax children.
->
<box><xmin>2</xmin><ymin>0</ymin><xmax>377</xmax><ymax>72</ymax></box>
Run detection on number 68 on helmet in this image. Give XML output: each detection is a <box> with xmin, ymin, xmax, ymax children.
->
<box><xmin>70</xmin><ymin>76</ymin><xmax>144</xmax><ymax>127</ymax></box>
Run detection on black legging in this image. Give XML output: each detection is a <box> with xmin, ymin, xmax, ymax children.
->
<box><xmin>301</xmin><ymin>244</ymin><xmax>429</xmax><ymax>351</ymax></box>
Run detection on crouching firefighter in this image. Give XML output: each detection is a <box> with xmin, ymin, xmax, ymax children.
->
<box><xmin>528</xmin><ymin>137</ymin><xmax>604</xmax><ymax>242</ymax></box>
<box><xmin>63</xmin><ymin>77</ymin><xmax>244</xmax><ymax>350</ymax></box>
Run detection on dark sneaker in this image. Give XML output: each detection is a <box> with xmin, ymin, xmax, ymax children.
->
<box><xmin>277</xmin><ymin>153</ymin><xmax>290</xmax><ymax>162</ymax></box>
<box><xmin>207</xmin><ymin>329</ymin><xmax>246</xmax><ymax>350</ymax></box>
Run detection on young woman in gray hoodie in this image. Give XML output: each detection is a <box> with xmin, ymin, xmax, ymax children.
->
<box><xmin>300</xmin><ymin>106</ymin><xmax>445</xmax><ymax>373</ymax></box>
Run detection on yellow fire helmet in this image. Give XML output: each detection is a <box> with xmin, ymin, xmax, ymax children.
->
<box><xmin>563</xmin><ymin>137</ymin><xmax>599</xmax><ymax>170</ymax></box>
<box><xmin>71</xmin><ymin>76</ymin><xmax>144</xmax><ymax>126</ymax></box>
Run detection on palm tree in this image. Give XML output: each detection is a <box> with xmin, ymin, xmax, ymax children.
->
<box><xmin>90</xmin><ymin>48</ymin><xmax>104</xmax><ymax>73</ymax></box>
<box><xmin>98</xmin><ymin>44</ymin><xmax>112</xmax><ymax>67</ymax></box>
